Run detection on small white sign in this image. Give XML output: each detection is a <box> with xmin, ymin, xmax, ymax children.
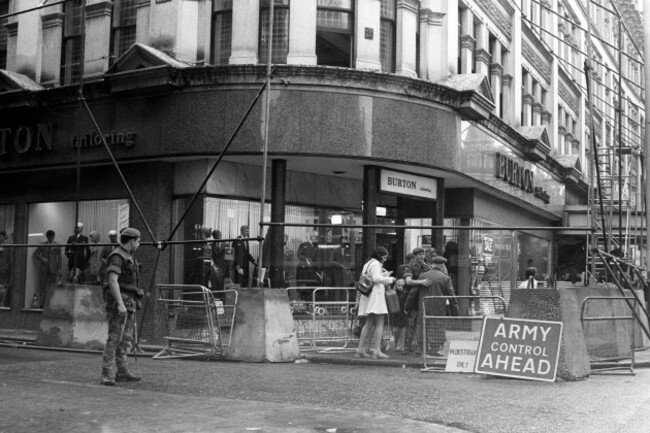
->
<box><xmin>445</xmin><ymin>340</ymin><xmax>479</xmax><ymax>373</ymax></box>
<box><xmin>379</xmin><ymin>169</ymin><xmax>437</xmax><ymax>200</ymax></box>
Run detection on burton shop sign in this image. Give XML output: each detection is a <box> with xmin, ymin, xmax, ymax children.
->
<box><xmin>379</xmin><ymin>169</ymin><xmax>437</xmax><ymax>200</ymax></box>
<box><xmin>475</xmin><ymin>317</ymin><xmax>563</xmax><ymax>382</ymax></box>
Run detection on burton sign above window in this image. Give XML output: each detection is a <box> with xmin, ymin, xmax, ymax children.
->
<box><xmin>379</xmin><ymin>169</ymin><xmax>437</xmax><ymax>200</ymax></box>
<box><xmin>495</xmin><ymin>153</ymin><xmax>550</xmax><ymax>204</ymax></box>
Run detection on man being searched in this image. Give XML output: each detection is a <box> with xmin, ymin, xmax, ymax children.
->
<box><xmin>100</xmin><ymin>228</ymin><xmax>144</xmax><ymax>386</ymax></box>
<box><xmin>401</xmin><ymin>247</ymin><xmax>430</xmax><ymax>353</ymax></box>
<box><xmin>405</xmin><ymin>255</ymin><xmax>458</xmax><ymax>356</ymax></box>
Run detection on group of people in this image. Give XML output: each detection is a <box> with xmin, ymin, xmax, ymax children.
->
<box><xmin>355</xmin><ymin>246</ymin><xmax>459</xmax><ymax>359</ymax></box>
<box><xmin>31</xmin><ymin>223</ymin><xmax>121</xmax><ymax>308</ymax></box>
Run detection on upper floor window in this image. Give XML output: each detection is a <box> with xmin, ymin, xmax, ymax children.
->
<box><xmin>212</xmin><ymin>0</ymin><xmax>232</xmax><ymax>65</ymax></box>
<box><xmin>0</xmin><ymin>0</ymin><xmax>8</xmax><ymax>70</ymax></box>
<box><xmin>111</xmin><ymin>0</ymin><xmax>137</xmax><ymax>59</ymax></box>
<box><xmin>259</xmin><ymin>0</ymin><xmax>289</xmax><ymax>64</ymax></box>
<box><xmin>62</xmin><ymin>0</ymin><xmax>84</xmax><ymax>84</ymax></box>
<box><xmin>316</xmin><ymin>0</ymin><xmax>353</xmax><ymax>67</ymax></box>
<box><xmin>379</xmin><ymin>0</ymin><xmax>395</xmax><ymax>73</ymax></box>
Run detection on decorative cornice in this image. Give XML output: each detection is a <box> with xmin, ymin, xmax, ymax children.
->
<box><xmin>501</xmin><ymin>74</ymin><xmax>513</xmax><ymax>86</ymax></box>
<box><xmin>460</xmin><ymin>34</ymin><xmax>476</xmax><ymax>50</ymax></box>
<box><xmin>475</xmin><ymin>0</ymin><xmax>512</xmax><ymax>39</ymax></box>
<box><xmin>490</xmin><ymin>63</ymin><xmax>504</xmax><ymax>77</ymax></box>
<box><xmin>474</xmin><ymin>49</ymin><xmax>491</xmax><ymax>65</ymax></box>
<box><xmin>521</xmin><ymin>42</ymin><xmax>551</xmax><ymax>83</ymax></box>
<box><xmin>522</xmin><ymin>94</ymin><xmax>534</xmax><ymax>105</ymax></box>
<box><xmin>396</xmin><ymin>0</ymin><xmax>419</xmax><ymax>14</ymax></box>
<box><xmin>419</xmin><ymin>9</ymin><xmax>445</xmax><ymax>26</ymax></box>
<box><xmin>532</xmin><ymin>102</ymin><xmax>543</xmax><ymax>113</ymax></box>
<box><xmin>42</xmin><ymin>12</ymin><xmax>65</xmax><ymax>29</ymax></box>
<box><xmin>85</xmin><ymin>1</ymin><xmax>114</xmax><ymax>19</ymax></box>
<box><xmin>558</xmin><ymin>80</ymin><xmax>579</xmax><ymax>114</ymax></box>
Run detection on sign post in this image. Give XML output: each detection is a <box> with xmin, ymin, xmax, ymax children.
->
<box><xmin>475</xmin><ymin>317</ymin><xmax>563</xmax><ymax>382</ymax></box>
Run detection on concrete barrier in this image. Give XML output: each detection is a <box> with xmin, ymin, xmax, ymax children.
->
<box><xmin>35</xmin><ymin>284</ymin><xmax>107</xmax><ymax>350</ymax></box>
<box><xmin>507</xmin><ymin>289</ymin><xmax>590</xmax><ymax>381</ymax></box>
<box><xmin>226</xmin><ymin>288</ymin><xmax>299</xmax><ymax>362</ymax></box>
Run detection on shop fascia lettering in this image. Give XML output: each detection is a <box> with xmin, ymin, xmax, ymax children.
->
<box><xmin>380</xmin><ymin>169</ymin><xmax>437</xmax><ymax>200</ymax></box>
<box><xmin>495</xmin><ymin>153</ymin><xmax>550</xmax><ymax>204</ymax></box>
<box><xmin>0</xmin><ymin>123</ymin><xmax>55</xmax><ymax>156</ymax></box>
<box><xmin>71</xmin><ymin>130</ymin><xmax>136</xmax><ymax>149</ymax></box>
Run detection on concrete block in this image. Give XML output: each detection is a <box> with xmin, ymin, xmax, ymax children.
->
<box><xmin>507</xmin><ymin>289</ymin><xmax>590</xmax><ymax>381</ymax></box>
<box><xmin>35</xmin><ymin>284</ymin><xmax>107</xmax><ymax>350</ymax></box>
<box><xmin>226</xmin><ymin>288</ymin><xmax>299</xmax><ymax>362</ymax></box>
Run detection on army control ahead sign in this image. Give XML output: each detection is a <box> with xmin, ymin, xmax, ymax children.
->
<box><xmin>475</xmin><ymin>317</ymin><xmax>563</xmax><ymax>382</ymax></box>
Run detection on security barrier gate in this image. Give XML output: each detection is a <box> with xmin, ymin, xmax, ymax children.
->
<box><xmin>287</xmin><ymin>287</ymin><xmax>390</xmax><ymax>353</ymax></box>
<box><xmin>581</xmin><ymin>296</ymin><xmax>637</xmax><ymax>374</ymax></box>
<box><xmin>421</xmin><ymin>295</ymin><xmax>507</xmax><ymax>372</ymax></box>
<box><xmin>154</xmin><ymin>284</ymin><xmax>238</xmax><ymax>360</ymax></box>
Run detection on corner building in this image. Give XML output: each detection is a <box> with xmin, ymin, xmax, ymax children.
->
<box><xmin>0</xmin><ymin>0</ymin><xmax>645</xmax><ymax>334</ymax></box>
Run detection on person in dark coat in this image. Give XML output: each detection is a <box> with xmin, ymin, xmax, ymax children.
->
<box><xmin>232</xmin><ymin>225</ymin><xmax>257</xmax><ymax>288</ymax></box>
<box><xmin>405</xmin><ymin>256</ymin><xmax>458</xmax><ymax>356</ymax></box>
<box><xmin>210</xmin><ymin>230</ymin><xmax>228</xmax><ymax>292</ymax></box>
<box><xmin>33</xmin><ymin>230</ymin><xmax>61</xmax><ymax>308</ymax></box>
<box><xmin>65</xmin><ymin>222</ymin><xmax>91</xmax><ymax>283</ymax></box>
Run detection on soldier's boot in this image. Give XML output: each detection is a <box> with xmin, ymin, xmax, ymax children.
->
<box><xmin>100</xmin><ymin>369</ymin><xmax>115</xmax><ymax>386</ymax></box>
<box><xmin>115</xmin><ymin>368</ymin><xmax>141</xmax><ymax>382</ymax></box>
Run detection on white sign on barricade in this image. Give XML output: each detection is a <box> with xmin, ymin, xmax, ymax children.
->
<box><xmin>445</xmin><ymin>340</ymin><xmax>479</xmax><ymax>373</ymax></box>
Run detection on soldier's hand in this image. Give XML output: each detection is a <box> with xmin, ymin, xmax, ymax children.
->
<box><xmin>118</xmin><ymin>304</ymin><xmax>127</xmax><ymax>315</ymax></box>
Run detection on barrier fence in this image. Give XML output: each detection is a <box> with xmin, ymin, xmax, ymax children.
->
<box><xmin>287</xmin><ymin>287</ymin><xmax>390</xmax><ymax>353</ymax></box>
<box><xmin>421</xmin><ymin>295</ymin><xmax>507</xmax><ymax>372</ymax></box>
<box><xmin>581</xmin><ymin>296</ymin><xmax>637</xmax><ymax>374</ymax></box>
<box><xmin>153</xmin><ymin>284</ymin><xmax>238</xmax><ymax>360</ymax></box>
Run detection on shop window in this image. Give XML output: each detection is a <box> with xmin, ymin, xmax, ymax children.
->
<box><xmin>0</xmin><ymin>205</ymin><xmax>15</xmax><ymax>308</ymax></box>
<box><xmin>62</xmin><ymin>0</ymin><xmax>84</xmax><ymax>85</ymax></box>
<box><xmin>26</xmin><ymin>200</ymin><xmax>129</xmax><ymax>309</ymax></box>
<box><xmin>258</xmin><ymin>0</ymin><xmax>289</xmax><ymax>64</ymax></box>
<box><xmin>111</xmin><ymin>0</ymin><xmax>137</xmax><ymax>59</ymax></box>
<box><xmin>316</xmin><ymin>0</ymin><xmax>353</xmax><ymax>67</ymax></box>
<box><xmin>517</xmin><ymin>232</ymin><xmax>549</xmax><ymax>288</ymax></box>
<box><xmin>379</xmin><ymin>0</ymin><xmax>395</xmax><ymax>73</ymax></box>
<box><xmin>211</xmin><ymin>0</ymin><xmax>232</xmax><ymax>65</ymax></box>
<box><xmin>0</xmin><ymin>0</ymin><xmax>8</xmax><ymax>70</ymax></box>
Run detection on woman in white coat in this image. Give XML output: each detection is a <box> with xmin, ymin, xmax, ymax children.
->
<box><xmin>356</xmin><ymin>246</ymin><xmax>395</xmax><ymax>359</ymax></box>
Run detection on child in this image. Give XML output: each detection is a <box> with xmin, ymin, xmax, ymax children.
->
<box><xmin>390</xmin><ymin>278</ymin><xmax>408</xmax><ymax>353</ymax></box>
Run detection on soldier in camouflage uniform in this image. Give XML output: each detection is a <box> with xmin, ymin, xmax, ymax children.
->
<box><xmin>100</xmin><ymin>227</ymin><xmax>144</xmax><ymax>386</ymax></box>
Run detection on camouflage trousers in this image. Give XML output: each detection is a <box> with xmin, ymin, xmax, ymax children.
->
<box><xmin>101</xmin><ymin>307</ymin><xmax>135</xmax><ymax>371</ymax></box>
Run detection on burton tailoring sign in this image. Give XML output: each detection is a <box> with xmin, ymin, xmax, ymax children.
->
<box><xmin>475</xmin><ymin>317</ymin><xmax>563</xmax><ymax>382</ymax></box>
<box><xmin>379</xmin><ymin>169</ymin><xmax>437</xmax><ymax>200</ymax></box>
<box><xmin>495</xmin><ymin>153</ymin><xmax>550</xmax><ymax>204</ymax></box>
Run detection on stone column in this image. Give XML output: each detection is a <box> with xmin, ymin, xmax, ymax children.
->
<box><xmin>459</xmin><ymin>7</ymin><xmax>474</xmax><ymax>74</ymax></box>
<box><xmin>230</xmin><ymin>0</ymin><xmax>259</xmax><ymax>64</ymax></box>
<box><xmin>136</xmin><ymin>0</ymin><xmax>151</xmax><ymax>46</ymax></box>
<box><xmin>362</xmin><ymin>166</ymin><xmax>378</xmax><ymax>262</ymax></box>
<box><xmin>474</xmin><ymin>21</ymin><xmax>490</xmax><ymax>76</ymax></box>
<box><xmin>502</xmin><ymin>73</ymin><xmax>513</xmax><ymax>119</ymax></box>
<box><xmin>490</xmin><ymin>38</ymin><xmax>503</xmax><ymax>116</ymax></box>
<box><xmin>269</xmin><ymin>160</ymin><xmax>286</xmax><ymax>288</ymax></box>
<box><xmin>395</xmin><ymin>0</ymin><xmax>418</xmax><ymax>77</ymax></box>
<box><xmin>287</xmin><ymin>0</ymin><xmax>316</xmax><ymax>65</ymax></box>
<box><xmin>420</xmin><ymin>8</ymin><xmax>447</xmax><ymax>82</ymax></box>
<box><xmin>4</xmin><ymin>22</ymin><xmax>17</xmax><ymax>73</ymax></box>
<box><xmin>84</xmin><ymin>0</ymin><xmax>113</xmax><ymax>78</ymax></box>
<box><xmin>532</xmin><ymin>81</ymin><xmax>542</xmax><ymax>125</ymax></box>
<box><xmin>522</xmin><ymin>74</ymin><xmax>533</xmax><ymax>126</ymax></box>
<box><xmin>509</xmin><ymin>6</ymin><xmax>522</xmax><ymax>126</ymax></box>
<box><xmin>355</xmin><ymin>0</ymin><xmax>381</xmax><ymax>70</ymax></box>
<box><xmin>40</xmin><ymin>12</ymin><xmax>65</xmax><ymax>85</ymax></box>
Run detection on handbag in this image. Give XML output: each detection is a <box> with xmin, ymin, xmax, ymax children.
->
<box><xmin>356</xmin><ymin>263</ymin><xmax>373</xmax><ymax>296</ymax></box>
<box><xmin>385</xmin><ymin>288</ymin><xmax>401</xmax><ymax>314</ymax></box>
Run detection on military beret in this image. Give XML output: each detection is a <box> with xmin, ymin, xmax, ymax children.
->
<box><xmin>121</xmin><ymin>227</ymin><xmax>141</xmax><ymax>238</ymax></box>
<box><xmin>431</xmin><ymin>255</ymin><xmax>447</xmax><ymax>264</ymax></box>
<box><xmin>412</xmin><ymin>247</ymin><xmax>425</xmax><ymax>254</ymax></box>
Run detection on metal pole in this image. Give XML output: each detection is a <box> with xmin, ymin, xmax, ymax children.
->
<box><xmin>617</xmin><ymin>16</ymin><xmax>623</xmax><ymax>250</ymax></box>
<box><xmin>644</xmin><ymin>0</ymin><xmax>650</xmax><ymax>270</ymax></box>
<box><xmin>258</xmin><ymin>0</ymin><xmax>274</xmax><ymax>285</ymax></box>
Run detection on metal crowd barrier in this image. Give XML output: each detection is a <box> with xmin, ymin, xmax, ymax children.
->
<box><xmin>153</xmin><ymin>284</ymin><xmax>238</xmax><ymax>360</ymax></box>
<box><xmin>580</xmin><ymin>296</ymin><xmax>636</xmax><ymax>375</ymax></box>
<box><xmin>286</xmin><ymin>287</ymin><xmax>391</xmax><ymax>353</ymax></box>
<box><xmin>421</xmin><ymin>295</ymin><xmax>507</xmax><ymax>372</ymax></box>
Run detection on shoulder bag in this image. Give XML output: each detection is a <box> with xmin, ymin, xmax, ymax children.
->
<box><xmin>356</xmin><ymin>262</ymin><xmax>373</xmax><ymax>296</ymax></box>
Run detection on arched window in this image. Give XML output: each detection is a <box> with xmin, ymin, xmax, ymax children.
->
<box><xmin>111</xmin><ymin>0</ymin><xmax>137</xmax><ymax>59</ymax></box>
<box><xmin>212</xmin><ymin>0</ymin><xmax>232</xmax><ymax>65</ymax></box>
<box><xmin>259</xmin><ymin>0</ymin><xmax>289</xmax><ymax>64</ymax></box>
<box><xmin>316</xmin><ymin>0</ymin><xmax>353</xmax><ymax>67</ymax></box>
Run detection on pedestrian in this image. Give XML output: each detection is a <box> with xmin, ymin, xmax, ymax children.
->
<box><xmin>64</xmin><ymin>222</ymin><xmax>90</xmax><ymax>283</ymax></box>
<box><xmin>32</xmin><ymin>230</ymin><xmax>61</xmax><ymax>308</ymax></box>
<box><xmin>401</xmin><ymin>247</ymin><xmax>430</xmax><ymax>353</ymax></box>
<box><xmin>99</xmin><ymin>230</ymin><xmax>119</xmax><ymax>283</ymax></box>
<box><xmin>355</xmin><ymin>246</ymin><xmax>395</xmax><ymax>359</ymax></box>
<box><xmin>100</xmin><ymin>227</ymin><xmax>144</xmax><ymax>386</ymax></box>
<box><xmin>390</xmin><ymin>278</ymin><xmax>408</xmax><ymax>353</ymax></box>
<box><xmin>232</xmin><ymin>225</ymin><xmax>257</xmax><ymax>288</ymax></box>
